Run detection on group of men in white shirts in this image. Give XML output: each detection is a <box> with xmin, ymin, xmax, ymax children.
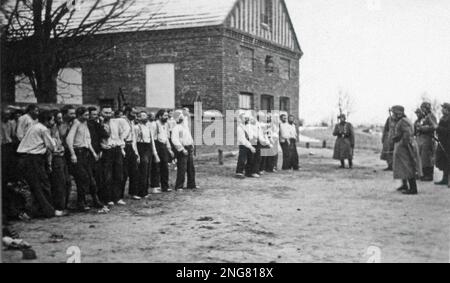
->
<box><xmin>1</xmin><ymin>104</ymin><xmax>197</xmax><ymax>219</ymax></box>
<box><xmin>235</xmin><ymin>111</ymin><xmax>300</xmax><ymax>179</ymax></box>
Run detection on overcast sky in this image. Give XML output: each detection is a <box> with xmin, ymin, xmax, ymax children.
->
<box><xmin>285</xmin><ymin>0</ymin><xmax>450</xmax><ymax>125</ymax></box>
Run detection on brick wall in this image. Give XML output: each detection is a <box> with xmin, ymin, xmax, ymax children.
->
<box><xmin>222</xmin><ymin>30</ymin><xmax>300</xmax><ymax>118</ymax></box>
<box><xmin>2</xmin><ymin>26</ymin><xmax>301</xmax><ymax>119</ymax></box>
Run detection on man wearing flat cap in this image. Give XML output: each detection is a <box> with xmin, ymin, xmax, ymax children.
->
<box><xmin>391</xmin><ymin>106</ymin><xmax>422</xmax><ymax>195</ymax></box>
<box><xmin>414</xmin><ymin>102</ymin><xmax>438</xmax><ymax>181</ymax></box>
<box><xmin>435</xmin><ymin>103</ymin><xmax>450</xmax><ymax>188</ymax></box>
<box><xmin>333</xmin><ymin>114</ymin><xmax>355</xmax><ymax>169</ymax></box>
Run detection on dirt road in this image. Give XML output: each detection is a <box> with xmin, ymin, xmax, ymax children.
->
<box><xmin>3</xmin><ymin>148</ymin><xmax>450</xmax><ymax>263</ymax></box>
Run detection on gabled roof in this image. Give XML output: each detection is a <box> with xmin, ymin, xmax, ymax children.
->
<box><xmin>5</xmin><ymin>0</ymin><xmax>301</xmax><ymax>53</ymax></box>
<box><xmin>5</xmin><ymin>0</ymin><xmax>238</xmax><ymax>35</ymax></box>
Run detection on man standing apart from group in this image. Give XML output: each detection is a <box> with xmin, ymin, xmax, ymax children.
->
<box><xmin>391</xmin><ymin>106</ymin><xmax>422</xmax><ymax>195</ymax></box>
<box><xmin>435</xmin><ymin>103</ymin><xmax>450</xmax><ymax>188</ymax></box>
<box><xmin>333</xmin><ymin>114</ymin><xmax>355</xmax><ymax>169</ymax></box>
<box><xmin>414</xmin><ymin>103</ymin><xmax>438</xmax><ymax>182</ymax></box>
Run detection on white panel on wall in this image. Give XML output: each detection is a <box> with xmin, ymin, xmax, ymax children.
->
<box><xmin>145</xmin><ymin>63</ymin><xmax>175</xmax><ymax>109</ymax></box>
<box><xmin>57</xmin><ymin>68</ymin><xmax>83</xmax><ymax>105</ymax></box>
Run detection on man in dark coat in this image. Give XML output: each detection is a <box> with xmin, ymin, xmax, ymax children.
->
<box><xmin>414</xmin><ymin>103</ymin><xmax>437</xmax><ymax>182</ymax></box>
<box><xmin>392</xmin><ymin>106</ymin><xmax>422</xmax><ymax>195</ymax></box>
<box><xmin>333</xmin><ymin>114</ymin><xmax>355</xmax><ymax>169</ymax></box>
<box><xmin>381</xmin><ymin>111</ymin><xmax>397</xmax><ymax>171</ymax></box>
<box><xmin>435</xmin><ymin>103</ymin><xmax>450</xmax><ymax>188</ymax></box>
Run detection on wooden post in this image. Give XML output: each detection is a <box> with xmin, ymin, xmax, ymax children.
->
<box><xmin>218</xmin><ymin>149</ymin><xmax>224</xmax><ymax>165</ymax></box>
<box><xmin>323</xmin><ymin>140</ymin><xmax>327</xmax><ymax>148</ymax></box>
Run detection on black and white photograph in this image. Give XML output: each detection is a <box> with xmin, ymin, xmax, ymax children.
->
<box><xmin>0</xmin><ymin>0</ymin><xmax>449</xmax><ymax>265</ymax></box>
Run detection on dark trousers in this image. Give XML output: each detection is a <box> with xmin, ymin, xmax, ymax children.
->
<box><xmin>152</xmin><ymin>141</ymin><xmax>170</xmax><ymax>190</ymax></box>
<box><xmin>20</xmin><ymin>154</ymin><xmax>55</xmax><ymax>218</ymax></box>
<box><xmin>281</xmin><ymin>139</ymin><xmax>299</xmax><ymax>170</ymax></box>
<box><xmin>72</xmin><ymin>148</ymin><xmax>97</xmax><ymax>207</ymax></box>
<box><xmin>253</xmin><ymin>142</ymin><xmax>262</xmax><ymax>174</ymax></box>
<box><xmin>236</xmin><ymin>145</ymin><xmax>255</xmax><ymax>176</ymax></box>
<box><xmin>265</xmin><ymin>154</ymin><xmax>277</xmax><ymax>172</ymax></box>
<box><xmin>259</xmin><ymin>144</ymin><xmax>272</xmax><ymax>173</ymax></box>
<box><xmin>137</xmin><ymin>143</ymin><xmax>153</xmax><ymax>197</ymax></box>
<box><xmin>100</xmin><ymin>147</ymin><xmax>124</xmax><ymax>203</ymax></box>
<box><xmin>1</xmin><ymin>143</ymin><xmax>16</xmax><ymax>186</ymax></box>
<box><xmin>50</xmin><ymin>156</ymin><xmax>71</xmax><ymax>211</ymax></box>
<box><xmin>175</xmin><ymin>145</ymin><xmax>196</xmax><ymax>189</ymax></box>
<box><xmin>122</xmin><ymin>143</ymin><xmax>139</xmax><ymax>197</ymax></box>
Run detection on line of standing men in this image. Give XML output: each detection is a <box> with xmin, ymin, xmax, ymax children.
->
<box><xmin>1</xmin><ymin>104</ymin><xmax>197</xmax><ymax>219</ymax></box>
<box><xmin>381</xmin><ymin>102</ymin><xmax>450</xmax><ymax>195</ymax></box>
<box><xmin>235</xmin><ymin>112</ymin><xmax>299</xmax><ymax>179</ymax></box>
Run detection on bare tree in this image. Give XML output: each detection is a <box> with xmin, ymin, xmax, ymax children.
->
<box><xmin>1</xmin><ymin>0</ymin><xmax>162</xmax><ymax>103</ymax></box>
<box><xmin>337</xmin><ymin>89</ymin><xmax>354</xmax><ymax>119</ymax></box>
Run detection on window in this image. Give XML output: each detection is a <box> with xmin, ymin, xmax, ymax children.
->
<box><xmin>146</xmin><ymin>63</ymin><xmax>175</xmax><ymax>109</ymax></box>
<box><xmin>265</xmin><ymin>56</ymin><xmax>275</xmax><ymax>73</ymax></box>
<box><xmin>15</xmin><ymin>68</ymin><xmax>83</xmax><ymax>104</ymax></box>
<box><xmin>280</xmin><ymin>97</ymin><xmax>290</xmax><ymax>113</ymax></box>
<box><xmin>280</xmin><ymin>58</ymin><xmax>291</xmax><ymax>80</ymax></box>
<box><xmin>240</xmin><ymin>46</ymin><xmax>254</xmax><ymax>72</ymax></box>
<box><xmin>261</xmin><ymin>95</ymin><xmax>274</xmax><ymax>112</ymax></box>
<box><xmin>239</xmin><ymin>93</ymin><xmax>254</xmax><ymax>110</ymax></box>
<box><xmin>261</xmin><ymin>0</ymin><xmax>273</xmax><ymax>29</ymax></box>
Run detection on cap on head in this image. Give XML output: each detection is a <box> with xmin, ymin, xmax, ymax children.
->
<box><xmin>391</xmin><ymin>105</ymin><xmax>405</xmax><ymax>114</ymax></box>
<box><xmin>442</xmin><ymin>103</ymin><xmax>450</xmax><ymax>111</ymax></box>
<box><xmin>420</xmin><ymin>102</ymin><xmax>431</xmax><ymax>111</ymax></box>
<box><xmin>173</xmin><ymin>110</ymin><xmax>184</xmax><ymax>123</ymax></box>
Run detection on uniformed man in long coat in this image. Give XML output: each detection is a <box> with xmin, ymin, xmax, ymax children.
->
<box><xmin>391</xmin><ymin>106</ymin><xmax>422</xmax><ymax>195</ymax></box>
<box><xmin>414</xmin><ymin>103</ymin><xmax>437</xmax><ymax>182</ymax></box>
<box><xmin>435</xmin><ymin>102</ymin><xmax>450</xmax><ymax>188</ymax></box>
<box><xmin>333</xmin><ymin>114</ymin><xmax>355</xmax><ymax>169</ymax></box>
<box><xmin>381</xmin><ymin>111</ymin><xmax>397</xmax><ymax>171</ymax></box>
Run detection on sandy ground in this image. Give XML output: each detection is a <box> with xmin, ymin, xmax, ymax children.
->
<box><xmin>2</xmin><ymin>148</ymin><xmax>450</xmax><ymax>263</ymax></box>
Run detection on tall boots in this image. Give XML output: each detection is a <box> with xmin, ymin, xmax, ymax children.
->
<box><xmin>397</xmin><ymin>179</ymin><xmax>418</xmax><ymax>195</ymax></box>
<box><xmin>397</xmin><ymin>180</ymin><xmax>408</xmax><ymax>192</ymax></box>
<box><xmin>403</xmin><ymin>179</ymin><xmax>418</xmax><ymax>195</ymax></box>
<box><xmin>421</xmin><ymin>167</ymin><xmax>434</xmax><ymax>182</ymax></box>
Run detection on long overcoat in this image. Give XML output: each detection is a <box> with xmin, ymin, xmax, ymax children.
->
<box><xmin>393</xmin><ymin>117</ymin><xmax>422</xmax><ymax>180</ymax></box>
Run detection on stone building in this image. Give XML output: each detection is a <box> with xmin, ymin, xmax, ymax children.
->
<box><xmin>2</xmin><ymin>0</ymin><xmax>303</xmax><ymax>117</ymax></box>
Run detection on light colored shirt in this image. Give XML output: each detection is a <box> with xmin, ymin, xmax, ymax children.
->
<box><xmin>149</xmin><ymin>121</ymin><xmax>157</xmax><ymax>141</ymax></box>
<box><xmin>16</xmin><ymin>114</ymin><xmax>36</xmax><ymax>141</ymax></box>
<box><xmin>155</xmin><ymin>120</ymin><xmax>171</xmax><ymax>149</ymax></box>
<box><xmin>237</xmin><ymin>123</ymin><xmax>254</xmax><ymax>149</ymax></box>
<box><xmin>50</xmin><ymin>125</ymin><xmax>65</xmax><ymax>155</ymax></box>
<box><xmin>256</xmin><ymin>121</ymin><xmax>271</xmax><ymax>146</ymax></box>
<box><xmin>171</xmin><ymin>123</ymin><xmax>194</xmax><ymax>152</ymax></box>
<box><xmin>17</xmin><ymin>123</ymin><xmax>55</xmax><ymax>155</ymax></box>
<box><xmin>135</xmin><ymin>123</ymin><xmax>152</xmax><ymax>143</ymax></box>
<box><xmin>66</xmin><ymin>119</ymin><xmax>92</xmax><ymax>150</ymax></box>
<box><xmin>101</xmin><ymin>118</ymin><xmax>126</xmax><ymax>150</ymax></box>
<box><xmin>280</xmin><ymin>122</ymin><xmax>298</xmax><ymax>142</ymax></box>
<box><xmin>1</xmin><ymin>121</ymin><xmax>14</xmax><ymax>144</ymax></box>
<box><xmin>123</xmin><ymin>118</ymin><xmax>136</xmax><ymax>143</ymax></box>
